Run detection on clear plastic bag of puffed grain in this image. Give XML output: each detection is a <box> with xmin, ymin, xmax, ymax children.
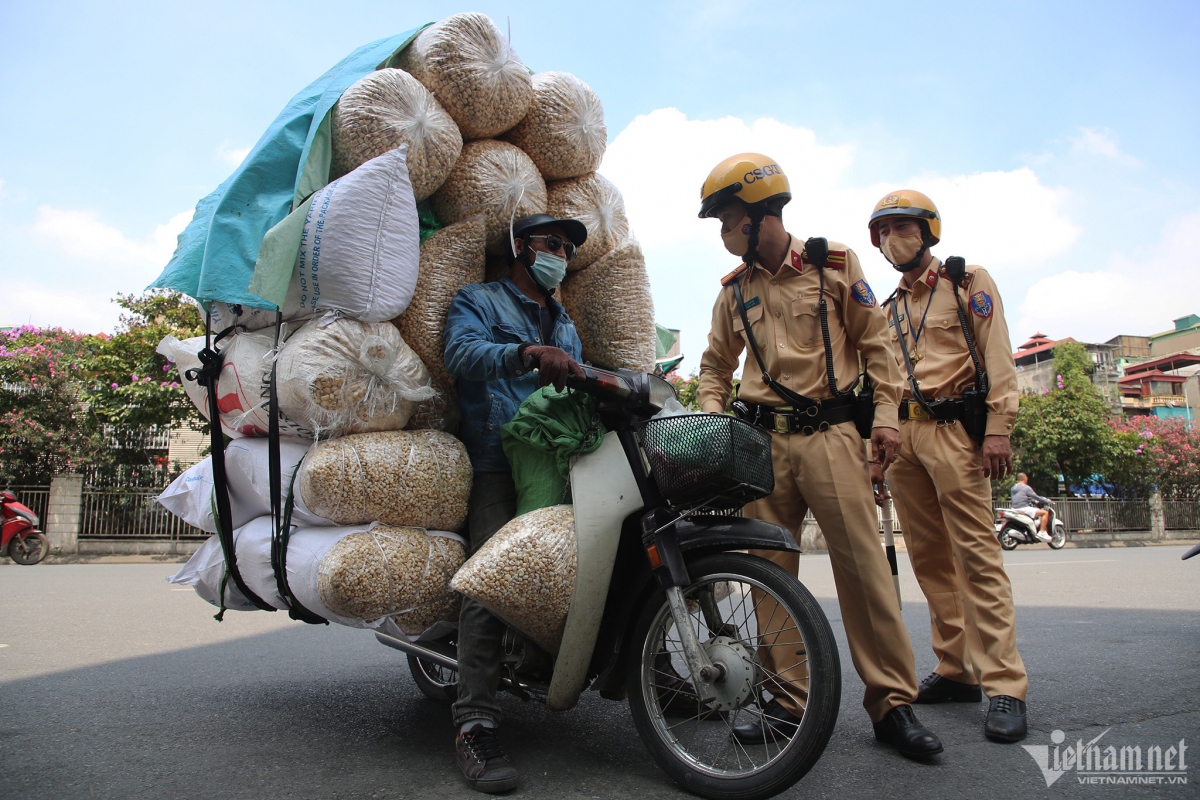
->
<box><xmin>297</xmin><ymin>430</ymin><xmax>473</xmax><ymax>531</ymax></box>
<box><xmin>317</xmin><ymin>525</ymin><xmax>466</xmax><ymax>630</ymax></box>
<box><xmin>560</xmin><ymin>240</ymin><xmax>657</xmax><ymax>372</ymax></box>
<box><xmin>431</xmin><ymin>140</ymin><xmax>547</xmax><ymax>255</ymax></box>
<box><xmin>503</xmin><ymin>72</ymin><xmax>606</xmax><ymax>181</ymax></box>
<box><xmin>451</xmin><ymin>505</ymin><xmax>577</xmax><ymax>654</ymax></box>
<box><xmin>396</xmin><ymin>12</ymin><xmax>533</xmax><ymax>140</ymax></box>
<box><xmin>331</xmin><ymin>68</ymin><xmax>463</xmax><ymax>201</ymax></box>
<box><xmin>546</xmin><ymin>172</ymin><xmax>630</xmax><ymax>272</ymax></box>
<box><xmin>276</xmin><ymin>318</ymin><xmax>437</xmax><ymax>439</ymax></box>
<box><xmin>392</xmin><ymin>215</ymin><xmax>486</xmax><ymax>434</ymax></box>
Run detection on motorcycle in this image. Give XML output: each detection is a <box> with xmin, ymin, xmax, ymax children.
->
<box><xmin>376</xmin><ymin>366</ymin><xmax>842</xmax><ymax>800</ymax></box>
<box><xmin>2</xmin><ymin>487</ymin><xmax>49</xmax><ymax>565</ymax></box>
<box><xmin>995</xmin><ymin>500</ymin><xmax>1066</xmax><ymax>551</ymax></box>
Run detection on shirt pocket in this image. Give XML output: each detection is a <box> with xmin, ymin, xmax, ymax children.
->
<box><xmin>491</xmin><ymin>322</ymin><xmax>527</xmax><ymax>345</ymax></box>
<box><xmin>791</xmin><ymin>296</ymin><xmax>820</xmax><ymax>350</ymax></box>
<box><xmin>731</xmin><ymin>302</ymin><xmax>766</xmax><ymax>347</ymax></box>
<box><xmin>929</xmin><ymin>316</ymin><xmax>967</xmax><ymax>355</ymax></box>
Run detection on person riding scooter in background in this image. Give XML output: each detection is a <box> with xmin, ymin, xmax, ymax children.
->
<box><xmin>443</xmin><ymin>213</ymin><xmax>587</xmax><ymax>793</ymax></box>
<box><xmin>1011</xmin><ymin>473</ymin><xmax>1053</xmax><ymax>541</ymax></box>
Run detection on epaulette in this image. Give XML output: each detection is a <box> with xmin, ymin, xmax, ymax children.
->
<box><xmin>721</xmin><ymin>263</ymin><xmax>749</xmax><ymax>286</ymax></box>
<box><xmin>801</xmin><ymin>249</ymin><xmax>848</xmax><ymax>270</ymax></box>
<box><xmin>937</xmin><ymin>265</ymin><xmax>975</xmax><ymax>288</ymax></box>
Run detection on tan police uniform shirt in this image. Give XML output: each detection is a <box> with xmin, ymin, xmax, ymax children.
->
<box><xmin>885</xmin><ymin>258</ymin><xmax>1018</xmax><ymax>437</ymax></box>
<box><xmin>698</xmin><ymin>235</ymin><xmax>903</xmax><ymax>428</ymax></box>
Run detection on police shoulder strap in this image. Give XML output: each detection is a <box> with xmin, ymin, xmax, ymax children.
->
<box><xmin>943</xmin><ymin>256</ymin><xmax>989</xmax><ymax>395</ymax></box>
<box><xmin>889</xmin><ymin>293</ymin><xmax>940</xmax><ymax>419</ymax></box>
<box><xmin>731</xmin><ymin>277</ymin><xmax>811</xmax><ymax>408</ymax></box>
<box><xmin>804</xmin><ymin>237</ymin><xmax>851</xmax><ymax>398</ymax></box>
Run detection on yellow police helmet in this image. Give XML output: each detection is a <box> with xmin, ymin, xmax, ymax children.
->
<box><xmin>699</xmin><ymin>153</ymin><xmax>791</xmax><ymax>219</ymax></box>
<box><xmin>868</xmin><ymin>189</ymin><xmax>941</xmax><ymax>247</ymax></box>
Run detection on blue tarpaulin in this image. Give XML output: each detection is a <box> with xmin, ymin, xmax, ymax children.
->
<box><xmin>149</xmin><ymin>26</ymin><xmax>429</xmax><ymax>309</ymax></box>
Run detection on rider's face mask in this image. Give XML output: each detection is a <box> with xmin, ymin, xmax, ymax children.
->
<box><xmin>526</xmin><ymin>248</ymin><xmax>568</xmax><ymax>290</ymax></box>
<box><xmin>720</xmin><ymin>216</ymin><xmax>753</xmax><ymax>259</ymax></box>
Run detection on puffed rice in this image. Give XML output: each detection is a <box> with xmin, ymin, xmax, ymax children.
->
<box><xmin>503</xmin><ymin>71</ymin><xmax>606</xmax><ymax>181</ymax></box>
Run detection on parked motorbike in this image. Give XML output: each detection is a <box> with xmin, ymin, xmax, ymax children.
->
<box><xmin>377</xmin><ymin>366</ymin><xmax>842</xmax><ymax>800</ymax></box>
<box><xmin>2</xmin><ymin>488</ymin><xmax>49</xmax><ymax>565</ymax></box>
<box><xmin>995</xmin><ymin>500</ymin><xmax>1066</xmax><ymax>551</ymax></box>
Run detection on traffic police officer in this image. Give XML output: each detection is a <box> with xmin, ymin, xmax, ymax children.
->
<box><xmin>697</xmin><ymin>154</ymin><xmax>942</xmax><ymax>759</ymax></box>
<box><xmin>869</xmin><ymin>190</ymin><xmax>1029</xmax><ymax>743</ymax></box>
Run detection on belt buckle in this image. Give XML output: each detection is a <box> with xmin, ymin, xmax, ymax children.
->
<box><xmin>908</xmin><ymin>401</ymin><xmax>931</xmax><ymax>421</ymax></box>
<box><xmin>774</xmin><ymin>413</ymin><xmax>790</xmax><ymax>434</ymax></box>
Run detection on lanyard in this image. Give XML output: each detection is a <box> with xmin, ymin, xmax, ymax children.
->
<box><xmin>902</xmin><ymin>279</ymin><xmax>937</xmax><ymax>349</ymax></box>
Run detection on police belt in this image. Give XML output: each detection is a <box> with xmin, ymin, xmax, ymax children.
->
<box><xmin>737</xmin><ymin>394</ymin><xmax>856</xmax><ymax>435</ymax></box>
<box><xmin>899</xmin><ymin>398</ymin><xmax>966</xmax><ymax>422</ymax></box>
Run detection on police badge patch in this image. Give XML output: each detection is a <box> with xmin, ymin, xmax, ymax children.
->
<box><xmin>970</xmin><ymin>290</ymin><xmax>993</xmax><ymax>318</ymax></box>
<box><xmin>851</xmin><ymin>279</ymin><xmax>876</xmax><ymax>307</ymax></box>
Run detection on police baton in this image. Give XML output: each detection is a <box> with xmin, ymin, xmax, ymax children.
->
<box><xmin>880</xmin><ymin>493</ymin><xmax>902</xmax><ymax>608</ymax></box>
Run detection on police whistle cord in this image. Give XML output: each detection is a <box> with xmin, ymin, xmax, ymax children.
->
<box><xmin>266</xmin><ymin>311</ymin><xmax>328</xmax><ymax>625</ymax></box>
<box><xmin>889</xmin><ymin>294</ymin><xmax>940</xmax><ymax>419</ymax></box>
<box><xmin>187</xmin><ymin>311</ymin><xmax>275</xmax><ymax>619</ymax></box>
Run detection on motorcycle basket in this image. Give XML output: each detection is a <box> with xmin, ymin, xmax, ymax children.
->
<box><xmin>635</xmin><ymin>413</ymin><xmax>774</xmax><ymax>511</ymax></box>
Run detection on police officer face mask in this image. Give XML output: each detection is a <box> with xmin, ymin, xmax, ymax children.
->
<box><xmin>721</xmin><ymin>216</ymin><xmax>753</xmax><ymax>258</ymax></box>
<box><xmin>881</xmin><ymin>230</ymin><xmax>927</xmax><ymax>273</ymax></box>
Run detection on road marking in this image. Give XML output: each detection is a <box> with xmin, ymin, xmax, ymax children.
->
<box><xmin>1005</xmin><ymin>559</ymin><xmax>1118</xmax><ymax>567</ymax></box>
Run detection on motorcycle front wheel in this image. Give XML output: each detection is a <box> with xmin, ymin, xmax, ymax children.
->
<box><xmin>999</xmin><ymin>528</ymin><xmax>1020</xmax><ymax>551</ymax></box>
<box><xmin>626</xmin><ymin>553</ymin><xmax>840</xmax><ymax>800</ymax></box>
<box><xmin>9</xmin><ymin>532</ymin><xmax>49</xmax><ymax>565</ymax></box>
<box><xmin>1048</xmin><ymin>526</ymin><xmax>1067</xmax><ymax>550</ymax></box>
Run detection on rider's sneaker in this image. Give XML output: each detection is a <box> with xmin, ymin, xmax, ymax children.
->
<box><xmin>731</xmin><ymin>698</ymin><xmax>801</xmax><ymax>744</ymax></box>
<box><xmin>456</xmin><ymin>724</ymin><xmax>519</xmax><ymax>794</ymax></box>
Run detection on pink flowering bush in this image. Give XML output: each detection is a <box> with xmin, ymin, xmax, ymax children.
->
<box><xmin>1108</xmin><ymin>417</ymin><xmax>1200</xmax><ymax>499</ymax></box>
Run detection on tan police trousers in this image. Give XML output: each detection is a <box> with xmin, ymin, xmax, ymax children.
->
<box><xmin>744</xmin><ymin>421</ymin><xmax>919</xmax><ymax>723</ymax></box>
<box><xmin>888</xmin><ymin>419</ymin><xmax>1028</xmax><ymax>700</ymax></box>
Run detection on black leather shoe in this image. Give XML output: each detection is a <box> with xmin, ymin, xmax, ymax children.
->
<box><xmin>916</xmin><ymin>672</ymin><xmax>983</xmax><ymax>704</ymax></box>
<box><xmin>456</xmin><ymin>724</ymin><xmax>519</xmax><ymax>793</ymax></box>
<box><xmin>873</xmin><ymin>704</ymin><xmax>944</xmax><ymax>759</ymax></box>
<box><xmin>985</xmin><ymin>695</ymin><xmax>1028</xmax><ymax>743</ymax></box>
<box><xmin>731</xmin><ymin>698</ymin><xmax>802</xmax><ymax>745</ymax></box>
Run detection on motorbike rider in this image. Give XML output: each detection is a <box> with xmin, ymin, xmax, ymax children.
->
<box><xmin>868</xmin><ymin>190</ymin><xmax>1030</xmax><ymax>743</ymax></box>
<box><xmin>443</xmin><ymin>213</ymin><xmax>587</xmax><ymax>793</ymax></box>
<box><xmin>1011</xmin><ymin>473</ymin><xmax>1053</xmax><ymax>539</ymax></box>
<box><xmin>697</xmin><ymin>154</ymin><xmax>943</xmax><ymax>759</ymax></box>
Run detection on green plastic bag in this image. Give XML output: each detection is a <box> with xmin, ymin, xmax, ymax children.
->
<box><xmin>501</xmin><ymin>387</ymin><xmax>606</xmax><ymax>515</ymax></box>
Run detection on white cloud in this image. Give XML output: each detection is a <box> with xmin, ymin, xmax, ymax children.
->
<box><xmin>1071</xmin><ymin>127</ymin><xmax>1140</xmax><ymax>166</ymax></box>
<box><xmin>216</xmin><ymin>142</ymin><xmax>252</xmax><ymax>168</ymax></box>
<box><xmin>32</xmin><ymin>206</ymin><xmax>191</xmax><ymax>269</ymax></box>
<box><xmin>1016</xmin><ymin>210</ymin><xmax>1200</xmax><ymax>342</ymax></box>
<box><xmin>4</xmin><ymin>280</ymin><xmax>121</xmax><ymax>334</ymax></box>
<box><xmin>599</xmin><ymin>108</ymin><xmax>1080</xmax><ymax>373</ymax></box>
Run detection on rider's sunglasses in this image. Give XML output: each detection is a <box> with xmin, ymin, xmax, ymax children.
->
<box><xmin>527</xmin><ymin>234</ymin><xmax>577</xmax><ymax>261</ymax></box>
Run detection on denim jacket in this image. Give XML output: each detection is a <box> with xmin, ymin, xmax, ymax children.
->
<box><xmin>444</xmin><ymin>278</ymin><xmax>583</xmax><ymax>473</ymax></box>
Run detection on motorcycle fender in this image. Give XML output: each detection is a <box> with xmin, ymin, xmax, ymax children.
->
<box><xmin>673</xmin><ymin>515</ymin><xmax>801</xmax><ymax>557</ymax></box>
<box><xmin>547</xmin><ymin>431</ymin><xmax>645</xmax><ymax>712</ymax></box>
<box><xmin>2</xmin><ymin>518</ymin><xmax>32</xmax><ymax>549</ymax></box>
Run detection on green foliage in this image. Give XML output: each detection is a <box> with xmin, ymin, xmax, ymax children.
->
<box><xmin>669</xmin><ymin>373</ymin><xmax>739</xmax><ymax>412</ymax></box>
<box><xmin>0</xmin><ymin>291</ymin><xmax>205</xmax><ymax>485</ymax></box>
<box><xmin>1011</xmin><ymin>341</ymin><xmax>1116</xmax><ymax>495</ymax></box>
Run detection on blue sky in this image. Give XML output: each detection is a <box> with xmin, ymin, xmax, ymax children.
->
<box><xmin>2</xmin><ymin>1</ymin><xmax>1198</xmax><ymax>373</ymax></box>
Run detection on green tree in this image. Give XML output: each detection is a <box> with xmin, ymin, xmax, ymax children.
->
<box><xmin>1011</xmin><ymin>341</ymin><xmax>1116</xmax><ymax>495</ymax></box>
<box><xmin>669</xmin><ymin>373</ymin><xmax>739</xmax><ymax>412</ymax></box>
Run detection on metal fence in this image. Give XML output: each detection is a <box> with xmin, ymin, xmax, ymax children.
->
<box><xmin>1164</xmin><ymin>500</ymin><xmax>1200</xmax><ymax>531</ymax></box>
<box><xmin>10</xmin><ymin>485</ymin><xmax>50</xmax><ymax>522</ymax></box>
<box><xmin>1044</xmin><ymin>497</ymin><xmax>1152</xmax><ymax>533</ymax></box>
<box><xmin>80</xmin><ymin>489</ymin><xmax>206</xmax><ymax>540</ymax></box>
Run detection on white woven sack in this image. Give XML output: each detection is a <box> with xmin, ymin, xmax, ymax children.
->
<box><xmin>293</xmin><ymin>146</ymin><xmax>421</xmax><ymax>322</ymax></box>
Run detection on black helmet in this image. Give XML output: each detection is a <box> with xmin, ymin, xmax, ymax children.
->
<box><xmin>511</xmin><ymin>213</ymin><xmax>588</xmax><ymax>248</ymax></box>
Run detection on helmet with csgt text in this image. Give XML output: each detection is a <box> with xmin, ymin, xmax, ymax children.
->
<box><xmin>868</xmin><ymin>189</ymin><xmax>941</xmax><ymax>247</ymax></box>
<box><xmin>699</xmin><ymin>153</ymin><xmax>792</xmax><ymax>219</ymax></box>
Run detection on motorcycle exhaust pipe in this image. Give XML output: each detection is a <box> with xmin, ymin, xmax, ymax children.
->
<box><xmin>375</xmin><ymin>631</ymin><xmax>459</xmax><ymax>671</ymax></box>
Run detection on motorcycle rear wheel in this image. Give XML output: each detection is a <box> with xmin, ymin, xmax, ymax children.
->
<box><xmin>999</xmin><ymin>528</ymin><xmax>1020</xmax><ymax>551</ymax></box>
<box><xmin>407</xmin><ymin>654</ymin><xmax>458</xmax><ymax>704</ymax></box>
<box><xmin>8</xmin><ymin>532</ymin><xmax>49</xmax><ymax>565</ymax></box>
<box><xmin>626</xmin><ymin>553</ymin><xmax>840</xmax><ymax>800</ymax></box>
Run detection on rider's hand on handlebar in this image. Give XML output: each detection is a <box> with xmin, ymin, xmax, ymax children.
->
<box><xmin>523</xmin><ymin>345</ymin><xmax>585</xmax><ymax>392</ymax></box>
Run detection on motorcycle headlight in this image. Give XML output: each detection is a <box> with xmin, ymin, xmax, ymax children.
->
<box><xmin>647</xmin><ymin>374</ymin><xmax>678</xmax><ymax>412</ymax></box>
